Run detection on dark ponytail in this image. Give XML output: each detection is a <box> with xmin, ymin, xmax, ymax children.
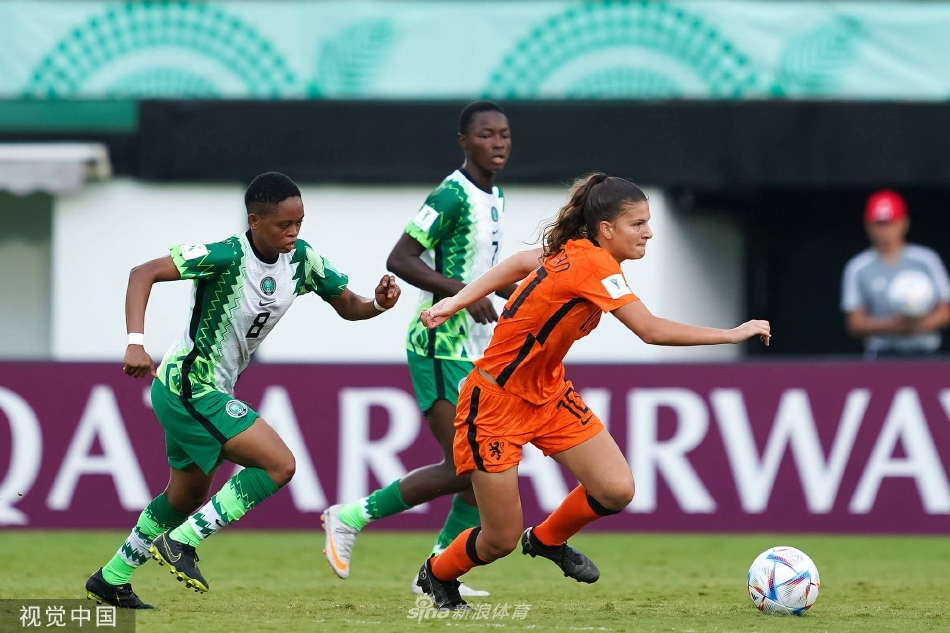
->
<box><xmin>542</xmin><ymin>172</ymin><xmax>647</xmax><ymax>257</ymax></box>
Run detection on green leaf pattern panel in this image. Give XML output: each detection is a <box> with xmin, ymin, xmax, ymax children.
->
<box><xmin>2</xmin><ymin>1</ymin><xmax>950</xmax><ymax>100</ymax></box>
<box><xmin>773</xmin><ymin>17</ymin><xmax>865</xmax><ymax>97</ymax></box>
<box><xmin>107</xmin><ymin>67</ymin><xmax>219</xmax><ymax>98</ymax></box>
<box><xmin>310</xmin><ymin>19</ymin><xmax>395</xmax><ymax>97</ymax></box>
<box><xmin>484</xmin><ymin>1</ymin><xmax>759</xmax><ymax>99</ymax></box>
<box><xmin>567</xmin><ymin>68</ymin><xmax>682</xmax><ymax>99</ymax></box>
<box><xmin>23</xmin><ymin>2</ymin><xmax>296</xmax><ymax>98</ymax></box>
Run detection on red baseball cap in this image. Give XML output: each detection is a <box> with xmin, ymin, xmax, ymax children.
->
<box><xmin>864</xmin><ymin>190</ymin><xmax>907</xmax><ymax>223</ymax></box>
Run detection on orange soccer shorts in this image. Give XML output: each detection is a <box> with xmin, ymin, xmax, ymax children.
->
<box><xmin>453</xmin><ymin>369</ymin><xmax>605</xmax><ymax>475</ymax></box>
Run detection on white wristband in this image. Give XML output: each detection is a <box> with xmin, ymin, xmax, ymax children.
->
<box><xmin>373</xmin><ymin>299</ymin><xmax>388</xmax><ymax>312</ymax></box>
<box><xmin>128</xmin><ymin>333</ymin><xmax>145</xmax><ymax>346</ymax></box>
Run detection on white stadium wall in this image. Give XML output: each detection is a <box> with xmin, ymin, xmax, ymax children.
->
<box><xmin>0</xmin><ymin>193</ymin><xmax>52</xmax><ymax>359</ymax></box>
<box><xmin>51</xmin><ymin>179</ymin><xmax>744</xmax><ymax>363</ymax></box>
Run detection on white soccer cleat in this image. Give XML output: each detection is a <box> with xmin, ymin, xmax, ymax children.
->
<box><xmin>411</xmin><ymin>575</ymin><xmax>490</xmax><ymax>597</ymax></box>
<box><xmin>322</xmin><ymin>505</ymin><xmax>359</xmax><ymax>579</ymax></box>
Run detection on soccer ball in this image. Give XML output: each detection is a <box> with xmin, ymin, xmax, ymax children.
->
<box><xmin>887</xmin><ymin>270</ymin><xmax>936</xmax><ymax>318</ymax></box>
<box><xmin>747</xmin><ymin>546</ymin><xmax>820</xmax><ymax>615</ymax></box>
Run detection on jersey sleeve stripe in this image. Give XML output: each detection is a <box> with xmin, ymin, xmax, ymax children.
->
<box><xmin>170</xmin><ymin>245</ymin><xmax>189</xmax><ymax>274</ymax></box>
<box><xmin>405</xmin><ymin>222</ymin><xmax>437</xmax><ymax>250</ymax></box>
<box><xmin>501</xmin><ymin>266</ymin><xmax>546</xmax><ymax>319</ymax></box>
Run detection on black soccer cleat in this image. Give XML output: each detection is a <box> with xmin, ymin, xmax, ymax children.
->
<box><xmin>416</xmin><ymin>558</ymin><xmax>472</xmax><ymax>611</ymax></box>
<box><xmin>84</xmin><ymin>568</ymin><xmax>154</xmax><ymax>609</ymax></box>
<box><xmin>520</xmin><ymin>526</ymin><xmax>600</xmax><ymax>583</ymax></box>
<box><xmin>149</xmin><ymin>530</ymin><xmax>209</xmax><ymax>593</ymax></box>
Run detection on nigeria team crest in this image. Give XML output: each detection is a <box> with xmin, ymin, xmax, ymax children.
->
<box><xmin>261</xmin><ymin>277</ymin><xmax>277</xmax><ymax>295</ymax></box>
<box><xmin>225</xmin><ymin>400</ymin><xmax>248</xmax><ymax>418</ymax></box>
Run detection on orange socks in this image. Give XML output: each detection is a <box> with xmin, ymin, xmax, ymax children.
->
<box><xmin>430</xmin><ymin>487</ymin><xmax>620</xmax><ymax>580</ymax></box>
<box><xmin>532</xmin><ymin>485</ymin><xmax>617</xmax><ymax>546</ymax></box>
<box><xmin>430</xmin><ymin>527</ymin><xmax>488</xmax><ymax>581</ymax></box>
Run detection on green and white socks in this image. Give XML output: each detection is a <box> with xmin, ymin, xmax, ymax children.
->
<box><xmin>101</xmin><ymin>493</ymin><xmax>190</xmax><ymax>586</ymax></box>
<box><xmin>336</xmin><ymin>481</ymin><xmax>480</xmax><ymax>555</ymax></box>
<box><xmin>100</xmin><ymin>469</ymin><xmax>280</xmax><ymax>587</ymax></box>
<box><xmin>431</xmin><ymin>495</ymin><xmax>481</xmax><ymax>556</ymax></box>
<box><xmin>105</xmin><ymin>473</ymin><xmax>478</xmax><ymax>587</ymax></box>
<box><xmin>169</xmin><ymin>468</ymin><xmax>279</xmax><ymax>546</ymax></box>
<box><xmin>336</xmin><ymin>480</ymin><xmax>411</xmax><ymax>531</ymax></box>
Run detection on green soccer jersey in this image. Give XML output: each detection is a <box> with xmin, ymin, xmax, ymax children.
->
<box><xmin>157</xmin><ymin>232</ymin><xmax>348</xmax><ymax>398</ymax></box>
<box><xmin>405</xmin><ymin>170</ymin><xmax>505</xmax><ymax>361</ymax></box>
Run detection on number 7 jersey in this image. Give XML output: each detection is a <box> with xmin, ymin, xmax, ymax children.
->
<box><xmin>157</xmin><ymin>231</ymin><xmax>348</xmax><ymax>398</ymax></box>
<box><xmin>404</xmin><ymin>170</ymin><xmax>505</xmax><ymax>361</ymax></box>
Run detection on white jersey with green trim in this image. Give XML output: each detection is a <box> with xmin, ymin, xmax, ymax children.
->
<box><xmin>157</xmin><ymin>232</ymin><xmax>348</xmax><ymax>398</ymax></box>
<box><xmin>404</xmin><ymin>169</ymin><xmax>505</xmax><ymax>361</ymax></box>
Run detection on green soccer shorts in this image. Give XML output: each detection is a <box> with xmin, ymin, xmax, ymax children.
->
<box><xmin>406</xmin><ymin>352</ymin><xmax>474</xmax><ymax>414</ymax></box>
<box><xmin>150</xmin><ymin>379</ymin><xmax>259</xmax><ymax>475</ymax></box>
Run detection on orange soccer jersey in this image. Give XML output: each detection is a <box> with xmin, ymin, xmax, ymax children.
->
<box><xmin>454</xmin><ymin>238</ymin><xmax>639</xmax><ymax>474</ymax></box>
<box><xmin>475</xmin><ymin>238</ymin><xmax>639</xmax><ymax>405</ymax></box>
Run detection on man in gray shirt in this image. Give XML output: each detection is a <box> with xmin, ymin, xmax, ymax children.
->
<box><xmin>841</xmin><ymin>190</ymin><xmax>950</xmax><ymax>358</ymax></box>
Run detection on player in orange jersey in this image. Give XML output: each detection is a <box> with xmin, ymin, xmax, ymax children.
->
<box><xmin>413</xmin><ymin>172</ymin><xmax>771</xmax><ymax>610</ymax></box>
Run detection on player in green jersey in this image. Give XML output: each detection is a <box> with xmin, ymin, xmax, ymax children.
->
<box><xmin>323</xmin><ymin>102</ymin><xmax>515</xmax><ymax>596</ymax></box>
<box><xmin>85</xmin><ymin>172</ymin><xmax>401</xmax><ymax>608</ymax></box>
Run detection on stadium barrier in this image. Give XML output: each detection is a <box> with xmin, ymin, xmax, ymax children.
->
<box><xmin>2</xmin><ymin>361</ymin><xmax>949</xmax><ymax>532</ymax></box>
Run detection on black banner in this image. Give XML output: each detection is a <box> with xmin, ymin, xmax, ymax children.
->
<box><xmin>4</xmin><ymin>100</ymin><xmax>950</xmax><ymax>188</ymax></box>
<box><xmin>132</xmin><ymin>100</ymin><xmax>950</xmax><ymax>188</ymax></box>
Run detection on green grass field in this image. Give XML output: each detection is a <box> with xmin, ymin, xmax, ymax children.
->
<box><xmin>2</xmin><ymin>531</ymin><xmax>949</xmax><ymax>632</ymax></box>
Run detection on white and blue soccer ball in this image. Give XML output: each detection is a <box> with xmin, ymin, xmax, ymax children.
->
<box><xmin>747</xmin><ymin>546</ymin><xmax>820</xmax><ymax>615</ymax></box>
<box><xmin>887</xmin><ymin>270</ymin><xmax>936</xmax><ymax>318</ymax></box>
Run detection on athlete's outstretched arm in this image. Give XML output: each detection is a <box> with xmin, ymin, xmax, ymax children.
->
<box><xmin>329</xmin><ymin>274</ymin><xmax>401</xmax><ymax>321</ymax></box>
<box><xmin>124</xmin><ymin>256</ymin><xmax>182</xmax><ymax>378</ymax></box>
<box><xmin>421</xmin><ymin>248</ymin><xmax>544</xmax><ymax>328</ymax></box>
<box><xmin>612</xmin><ymin>300</ymin><xmax>771</xmax><ymax>347</ymax></box>
<box><xmin>386</xmin><ymin>233</ymin><xmax>504</xmax><ymax>325</ymax></box>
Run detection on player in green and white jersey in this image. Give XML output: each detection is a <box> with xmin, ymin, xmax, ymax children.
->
<box><xmin>323</xmin><ymin>102</ymin><xmax>515</xmax><ymax>596</ymax></box>
<box><xmin>85</xmin><ymin>172</ymin><xmax>401</xmax><ymax>608</ymax></box>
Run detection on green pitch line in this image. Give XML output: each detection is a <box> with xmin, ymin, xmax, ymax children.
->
<box><xmin>1</xmin><ymin>531</ymin><xmax>948</xmax><ymax>633</ymax></box>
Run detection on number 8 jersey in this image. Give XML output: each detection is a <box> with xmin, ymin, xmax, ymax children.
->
<box><xmin>157</xmin><ymin>231</ymin><xmax>348</xmax><ymax>398</ymax></box>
